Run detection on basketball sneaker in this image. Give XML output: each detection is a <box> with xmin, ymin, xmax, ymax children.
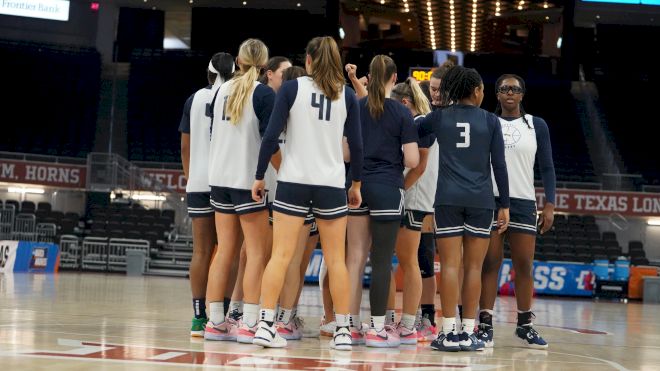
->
<box><xmin>276</xmin><ymin>319</ymin><xmax>303</xmax><ymax>340</ymax></box>
<box><xmin>458</xmin><ymin>331</ymin><xmax>486</xmax><ymax>351</ymax></box>
<box><xmin>349</xmin><ymin>323</ymin><xmax>367</xmax><ymax>345</ymax></box>
<box><xmin>476</xmin><ymin>323</ymin><xmax>494</xmax><ymax>348</ymax></box>
<box><xmin>191</xmin><ymin>317</ymin><xmax>207</xmax><ymax>338</ymax></box>
<box><xmin>237</xmin><ymin>320</ymin><xmax>258</xmax><ymax>344</ymax></box>
<box><xmin>253</xmin><ymin>321</ymin><xmax>287</xmax><ymax>348</ymax></box>
<box><xmin>204</xmin><ymin>319</ymin><xmax>238</xmax><ymax>341</ymax></box>
<box><xmin>416</xmin><ymin>317</ymin><xmax>437</xmax><ymax>342</ymax></box>
<box><xmin>365</xmin><ymin>325</ymin><xmax>400</xmax><ymax>348</ymax></box>
<box><xmin>396</xmin><ymin>323</ymin><xmax>418</xmax><ymax>345</ymax></box>
<box><xmin>320</xmin><ymin>318</ymin><xmax>336</xmax><ymax>337</ymax></box>
<box><xmin>228</xmin><ymin>309</ymin><xmax>243</xmax><ymax>322</ymax></box>
<box><xmin>515</xmin><ymin>324</ymin><xmax>548</xmax><ymax>349</ymax></box>
<box><xmin>430</xmin><ymin>332</ymin><xmax>460</xmax><ymax>352</ymax></box>
<box><xmin>329</xmin><ymin>326</ymin><xmax>352</xmax><ymax>351</ymax></box>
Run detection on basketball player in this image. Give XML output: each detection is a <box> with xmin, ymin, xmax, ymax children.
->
<box><xmin>389</xmin><ymin>77</ymin><xmax>435</xmax><ymax>344</ymax></box>
<box><xmin>478</xmin><ymin>74</ymin><xmax>555</xmax><ymax>349</ymax></box>
<box><xmin>346</xmin><ymin>55</ymin><xmax>419</xmax><ymax>348</ymax></box>
<box><xmin>251</xmin><ymin>36</ymin><xmax>363</xmax><ymax>351</ymax></box>
<box><xmin>179</xmin><ymin>52</ymin><xmax>234</xmax><ymax>337</ymax></box>
<box><xmin>204</xmin><ymin>39</ymin><xmax>275</xmax><ymax>343</ymax></box>
<box><xmin>227</xmin><ymin>56</ymin><xmax>292</xmax><ymax>323</ymax></box>
<box><xmin>417</xmin><ymin>66</ymin><xmax>510</xmax><ymax>352</ymax></box>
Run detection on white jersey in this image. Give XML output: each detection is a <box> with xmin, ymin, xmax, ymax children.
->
<box><xmin>208</xmin><ymin>80</ymin><xmax>266</xmax><ymax>190</ymax></box>
<box><xmin>183</xmin><ymin>80</ymin><xmax>222</xmax><ymax>193</ymax></box>
<box><xmin>404</xmin><ymin>139</ymin><xmax>438</xmax><ymax>213</ymax></box>
<box><xmin>493</xmin><ymin>114</ymin><xmax>536</xmax><ymax>201</ymax></box>
<box><xmin>278</xmin><ymin>77</ymin><xmax>348</xmax><ymax>188</ymax></box>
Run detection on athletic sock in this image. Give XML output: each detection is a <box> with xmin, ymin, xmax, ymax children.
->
<box><xmin>479</xmin><ymin>309</ymin><xmax>494</xmax><ymax>326</ymax></box>
<box><xmin>209</xmin><ymin>302</ymin><xmax>225</xmax><ymax>324</ymax></box>
<box><xmin>243</xmin><ymin>303</ymin><xmax>259</xmax><ymax>327</ymax></box>
<box><xmin>517</xmin><ymin>310</ymin><xmax>533</xmax><ymax>326</ymax></box>
<box><xmin>461</xmin><ymin>318</ymin><xmax>475</xmax><ymax>334</ymax></box>
<box><xmin>259</xmin><ymin>308</ymin><xmax>275</xmax><ymax>327</ymax></box>
<box><xmin>421</xmin><ymin>304</ymin><xmax>436</xmax><ymax>326</ymax></box>
<box><xmin>350</xmin><ymin>314</ymin><xmax>361</xmax><ymax>328</ymax></box>
<box><xmin>223</xmin><ymin>297</ymin><xmax>231</xmax><ymax>316</ymax></box>
<box><xmin>277</xmin><ymin>307</ymin><xmax>293</xmax><ymax>324</ymax></box>
<box><xmin>371</xmin><ymin>316</ymin><xmax>385</xmax><ymax>331</ymax></box>
<box><xmin>386</xmin><ymin>309</ymin><xmax>396</xmax><ymax>326</ymax></box>
<box><xmin>442</xmin><ymin>317</ymin><xmax>457</xmax><ymax>335</ymax></box>
<box><xmin>401</xmin><ymin>313</ymin><xmax>416</xmax><ymax>330</ymax></box>
<box><xmin>192</xmin><ymin>298</ymin><xmax>206</xmax><ymax>319</ymax></box>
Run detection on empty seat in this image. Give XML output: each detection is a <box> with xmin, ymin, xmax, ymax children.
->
<box><xmin>65</xmin><ymin>212</ymin><xmax>80</xmax><ymax>220</ymax></box>
<box><xmin>37</xmin><ymin>202</ymin><xmax>52</xmax><ymax>212</ymax></box>
<box><xmin>145</xmin><ymin>209</ymin><xmax>160</xmax><ymax>218</ymax></box>
<box><xmin>545</xmin><ymin>252</ymin><xmax>560</xmax><ymax>261</ymax></box>
<box><xmin>586</xmin><ymin>230</ymin><xmax>601</xmax><ymax>240</ymax></box>
<box><xmin>632</xmin><ymin>257</ymin><xmax>650</xmax><ymax>265</ymax></box>
<box><xmin>577</xmin><ymin>253</ymin><xmax>592</xmax><ymax>263</ymax></box>
<box><xmin>628</xmin><ymin>241</ymin><xmax>644</xmax><ymax>251</ymax></box>
<box><xmin>582</xmin><ymin>215</ymin><xmax>596</xmax><ymax>225</ymax></box>
<box><xmin>59</xmin><ymin>219</ymin><xmax>77</xmax><ymax>235</ymax></box>
<box><xmin>602</xmin><ymin>231</ymin><xmax>617</xmax><ymax>241</ymax></box>
<box><xmin>161</xmin><ymin>209</ymin><xmax>175</xmax><ymax>221</ymax></box>
<box><xmin>5</xmin><ymin>200</ymin><xmax>20</xmax><ymax>211</ymax></box>
<box><xmin>604</xmin><ymin>240</ymin><xmax>619</xmax><ymax>249</ymax></box>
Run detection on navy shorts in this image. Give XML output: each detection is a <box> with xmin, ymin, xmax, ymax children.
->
<box><xmin>492</xmin><ymin>197</ymin><xmax>538</xmax><ymax>235</ymax></box>
<box><xmin>272</xmin><ymin>181</ymin><xmax>348</xmax><ymax>220</ymax></box>
<box><xmin>348</xmin><ymin>182</ymin><xmax>405</xmax><ymax>221</ymax></box>
<box><xmin>269</xmin><ymin>203</ymin><xmax>315</xmax><ymax>226</ymax></box>
<box><xmin>309</xmin><ymin>220</ymin><xmax>319</xmax><ymax>236</ymax></box>
<box><xmin>434</xmin><ymin>205</ymin><xmax>494</xmax><ymax>239</ymax></box>
<box><xmin>401</xmin><ymin>210</ymin><xmax>433</xmax><ymax>231</ymax></box>
<box><xmin>187</xmin><ymin>192</ymin><xmax>213</xmax><ymax>218</ymax></box>
<box><xmin>210</xmin><ymin>186</ymin><xmax>268</xmax><ymax>215</ymax></box>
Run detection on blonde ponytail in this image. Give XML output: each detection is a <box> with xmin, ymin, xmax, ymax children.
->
<box><xmin>306</xmin><ymin>36</ymin><xmax>344</xmax><ymax>101</ymax></box>
<box><xmin>227</xmin><ymin>39</ymin><xmax>268</xmax><ymax>124</ymax></box>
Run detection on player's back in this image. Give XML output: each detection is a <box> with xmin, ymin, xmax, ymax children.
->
<box><xmin>433</xmin><ymin>104</ymin><xmax>499</xmax><ymax>209</ymax></box>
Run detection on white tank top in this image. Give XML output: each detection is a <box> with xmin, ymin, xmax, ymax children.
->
<box><xmin>493</xmin><ymin>114</ymin><xmax>537</xmax><ymax>201</ymax></box>
<box><xmin>404</xmin><ymin>134</ymin><xmax>438</xmax><ymax>212</ymax></box>
<box><xmin>278</xmin><ymin>77</ymin><xmax>348</xmax><ymax>188</ymax></box>
<box><xmin>208</xmin><ymin>80</ymin><xmax>263</xmax><ymax>190</ymax></box>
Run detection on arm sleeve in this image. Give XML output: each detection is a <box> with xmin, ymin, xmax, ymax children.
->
<box><xmin>416</xmin><ymin>110</ymin><xmax>437</xmax><ymax>139</ymax></box>
<box><xmin>254</xmin><ymin>84</ymin><xmax>276</xmax><ymax>137</ymax></box>
<box><xmin>534</xmin><ymin>117</ymin><xmax>556</xmax><ymax>204</ymax></box>
<box><xmin>255</xmin><ymin>80</ymin><xmax>297</xmax><ymax>180</ymax></box>
<box><xmin>178</xmin><ymin>94</ymin><xmax>194</xmax><ymax>133</ymax></box>
<box><xmin>400</xmin><ymin>107</ymin><xmax>419</xmax><ymax>144</ymax></box>
<box><xmin>414</xmin><ymin>116</ymin><xmax>435</xmax><ymax>148</ymax></box>
<box><xmin>490</xmin><ymin>114</ymin><xmax>510</xmax><ymax>208</ymax></box>
<box><xmin>345</xmin><ymin>88</ymin><xmax>363</xmax><ymax>182</ymax></box>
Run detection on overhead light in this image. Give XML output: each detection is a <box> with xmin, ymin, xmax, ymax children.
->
<box><xmin>339</xmin><ymin>27</ymin><xmax>346</xmax><ymax>39</ymax></box>
<box><xmin>381</xmin><ymin>0</ymin><xmax>385</xmax><ymax>4</ymax></box>
<box><xmin>545</xmin><ymin>16</ymin><xmax>550</xmax><ymax>20</ymax></box>
<box><xmin>297</xmin><ymin>2</ymin><xmax>301</xmax><ymax>6</ymax></box>
<box><xmin>543</xmin><ymin>1</ymin><xmax>549</xmax><ymax>8</ymax></box>
<box><xmin>242</xmin><ymin>1</ymin><xmax>247</xmax><ymax>5</ymax></box>
<box><xmin>556</xmin><ymin>36</ymin><xmax>562</xmax><ymax>48</ymax></box>
<box><xmin>648</xmin><ymin>219</ymin><xmax>660</xmax><ymax>226</ymax></box>
<box><xmin>131</xmin><ymin>194</ymin><xmax>167</xmax><ymax>201</ymax></box>
<box><xmin>8</xmin><ymin>187</ymin><xmax>45</xmax><ymax>194</ymax></box>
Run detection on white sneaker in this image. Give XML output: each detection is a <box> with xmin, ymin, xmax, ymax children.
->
<box><xmin>320</xmin><ymin>319</ymin><xmax>336</xmax><ymax>337</ymax></box>
<box><xmin>253</xmin><ymin>321</ymin><xmax>287</xmax><ymax>348</ymax></box>
<box><xmin>330</xmin><ymin>326</ymin><xmax>352</xmax><ymax>351</ymax></box>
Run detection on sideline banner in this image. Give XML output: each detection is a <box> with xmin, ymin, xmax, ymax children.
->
<box><xmin>498</xmin><ymin>258</ymin><xmax>595</xmax><ymax>297</ymax></box>
<box><xmin>0</xmin><ymin>159</ymin><xmax>86</xmax><ymax>189</ymax></box>
<box><xmin>0</xmin><ymin>241</ymin><xmax>59</xmax><ymax>273</ymax></box>
<box><xmin>536</xmin><ymin>188</ymin><xmax>660</xmax><ymax>217</ymax></box>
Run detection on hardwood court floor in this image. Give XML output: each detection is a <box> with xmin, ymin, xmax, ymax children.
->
<box><xmin>1</xmin><ymin>272</ymin><xmax>659</xmax><ymax>370</ymax></box>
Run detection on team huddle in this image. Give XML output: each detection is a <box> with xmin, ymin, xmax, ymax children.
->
<box><xmin>178</xmin><ymin>36</ymin><xmax>556</xmax><ymax>352</ymax></box>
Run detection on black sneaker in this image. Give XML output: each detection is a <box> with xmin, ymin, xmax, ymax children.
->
<box><xmin>477</xmin><ymin>323</ymin><xmax>494</xmax><ymax>348</ymax></box>
<box><xmin>515</xmin><ymin>324</ymin><xmax>548</xmax><ymax>349</ymax></box>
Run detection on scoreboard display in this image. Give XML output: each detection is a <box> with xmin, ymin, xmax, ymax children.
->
<box><xmin>409</xmin><ymin>67</ymin><xmax>435</xmax><ymax>81</ymax></box>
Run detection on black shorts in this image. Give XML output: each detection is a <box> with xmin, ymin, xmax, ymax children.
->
<box><xmin>401</xmin><ymin>210</ymin><xmax>433</xmax><ymax>231</ymax></box>
<box><xmin>272</xmin><ymin>181</ymin><xmax>348</xmax><ymax>220</ymax></box>
<box><xmin>348</xmin><ymin>182</ymin><xmax>405</xmax><ymax>221</ymax></box>
<box><xmin>187</xmin><ymin>192</ymin><xmax>213</xmax><ymax>218</ymax></box>
<box><xmin>210</xmin><ymin>186</ymin><xmax>268</xmax><ymax>215</ymax></box>
<box><xmin>434</xmin><ymin>205</ymin><xmax>494</xmax><ymax>239</ymax></box>
<box><xmin>492</xmin><ymin>197</ymin><xmax>538</xmax><ymax>235</ymax></box>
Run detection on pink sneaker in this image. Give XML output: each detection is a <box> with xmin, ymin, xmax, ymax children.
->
<box><xmin>204</xmin><ymin>319</ymin><xmax>238</xmax><ymax>341</ymax></box>
<box><xmin>350</xmin><ymin>324</ymin><xmax>367</xmax><ymax>345</ymax></box>
<box><xmin>365</xmin><ymin>325</ymin><xmax>400</xmax><ymax>348</ymax></box>
<box><xmin>397</xmin><ymin>323</ymin><xmax>418</xmax><ymax>345</ymax></box>
<box><xmin>276</xmin><ymin>320</ymin><xmax>302</xmax><ymax>340</ymax></box>
<box><xmin>237</xmin><ymin>320</ymin><xmax>258</xmax><ymax>344</ymax></box>
<box><xmin>416</xmin><ymin>317</ymin><xmax>437</xmax><ymax>342</ymax></box>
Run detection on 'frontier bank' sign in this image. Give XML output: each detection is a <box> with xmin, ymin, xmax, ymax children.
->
<box><xmin>0</xmin><ymin>0</ymin><xmax>70</xmax><ymax>21</ymax></box>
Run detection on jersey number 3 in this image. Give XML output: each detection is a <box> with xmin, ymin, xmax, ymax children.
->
<box><xmin>311</xmin><ymin>93</ymin><xmax>332</xmax><ymax>121</ymax></box>
<box><xmin>456</xmin><ymin>122</ymin><xmax>470</xmax><ymax>148</ymax></box>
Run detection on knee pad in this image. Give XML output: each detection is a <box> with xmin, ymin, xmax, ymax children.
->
<box><xmin>418</xmin><ymin>233</ymin><xmax>435</xmax><ymax>278</ymax></box>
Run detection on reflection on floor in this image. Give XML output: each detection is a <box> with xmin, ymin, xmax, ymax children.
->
<box><xmin>1</xmin><ymin>273</ymin><xmax>658</xmax><ymax>370</ymax></box>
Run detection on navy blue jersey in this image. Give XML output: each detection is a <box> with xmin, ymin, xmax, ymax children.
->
<box><xmin>359</xmin><ymin>98</ymin><xmax>419</xmax><ymax>188</ymax></box>
<box><xmin>418</xmin><ymin>104</ymin><xmax>509</xmax><ymax>209</ymax></box>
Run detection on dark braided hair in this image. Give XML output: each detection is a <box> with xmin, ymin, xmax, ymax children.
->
<box><xmin>494</xmin><ymin>73</ymin><xmax>531</xmax><ymax>129</ymax></box>
<box><xmin>439</xmin><ymin>66</ymin><xmax>483</xmax><ymax>106</ymax></box>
